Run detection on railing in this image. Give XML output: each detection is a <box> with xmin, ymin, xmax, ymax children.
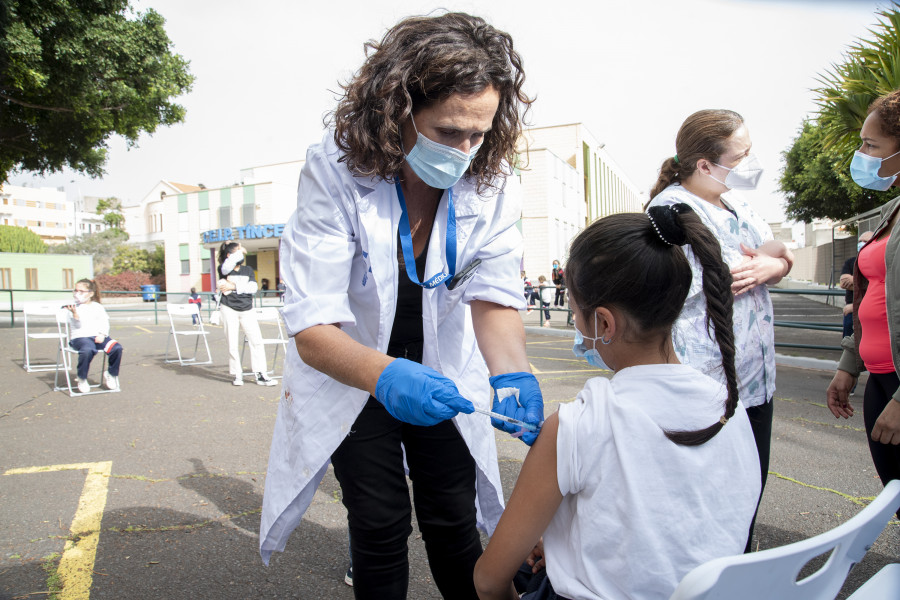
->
<box><xmin>524</xmin><ymin>285</ymin><xmax>848</xmax><ymax>353</ymax></box>
<box><xmin>0</xmin><ymin>288</ymin><xmax>284</xmax><ymax>327</ymax></box>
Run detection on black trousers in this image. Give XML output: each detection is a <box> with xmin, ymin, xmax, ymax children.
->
<box><xmin>744</xmin><ymin>399</ymin><xmax>774</xmax><ymax>553</ymax></box>
<box><xmin>331</xmin><ymin>397</ymin><xmax>483</xmax><ymax>600</ymax></box>
<box><xmin>864</xmin><ymin>371</ymin><xmax>900</xmax><ymax>518</ymax></box>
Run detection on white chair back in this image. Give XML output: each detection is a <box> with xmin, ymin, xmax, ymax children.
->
<box><xmin>164</xmin><ymin>302</ymin><xmax>212</xmax><ymax>366</ymax></box>
<box><xmin>670</xmin><ymin>479</ymin><xmax>900</xmax><ymax>600</ymax></box>
<box><xmin>22</xmin><ymin>301</ymin><xmax>68</xmax><ymax>372</ymax></box>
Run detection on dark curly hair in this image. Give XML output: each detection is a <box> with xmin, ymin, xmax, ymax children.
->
<box><xmin>649</xmin><ymin>109</ymin><xmax>744</xmax><ymax>201</ymax></box>
<box><xmin>330</xmin><ymin>12</ymin><xmax>533</xmax><ymax>191</ymax></box>
<box><xmin>869</xmin><ymin>90</ymin><xmax>900</xmax><ymax>141</ymax></box>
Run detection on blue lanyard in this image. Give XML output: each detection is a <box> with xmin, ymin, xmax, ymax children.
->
<box><xmin>395</xmin><ymin>181</ymin><xmax>456</xmax><ymax>288</ymax></box>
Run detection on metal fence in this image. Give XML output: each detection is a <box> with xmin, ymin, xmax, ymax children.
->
<box><xmin>0</xmin><ymin>289</ymin><xmax>284</xmax><ymax>327</ymax></box>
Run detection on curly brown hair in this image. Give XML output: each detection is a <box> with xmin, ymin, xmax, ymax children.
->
<box><xmin>649</xmin><ymin>109</ymin><xmax>744</xmax><ymax>201</ymax></box>
<box><xmin>869</xmin><ymin>90</ymin><xmax>900</xmax><ymax>141</ymax></box>
<box><xmin>330</xmin><ymin>12</ymin><xmax>532</xmax><ymax>190</ymax></box>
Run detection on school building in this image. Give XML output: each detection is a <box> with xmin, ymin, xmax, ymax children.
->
<box><xmin>122</xmin><ymin>124</ymin><xmax>640</xmax><ymax>295</ymax></box>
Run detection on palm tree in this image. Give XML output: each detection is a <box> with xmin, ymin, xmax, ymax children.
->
<box><xmin>816</xmin><ymin>5</ymin><xmax>900</xmax><ymax>162</ymax></box>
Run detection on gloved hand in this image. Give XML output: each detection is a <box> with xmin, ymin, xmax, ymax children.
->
<box><xmin>375</xmin><ymin>358</ymin><xmax>474</xmax><ymax>426</ymax></box>
<box><xmin>489</xmin><ymin>372</ymin><xmax>544</xmax><ymax>446</ymax></box>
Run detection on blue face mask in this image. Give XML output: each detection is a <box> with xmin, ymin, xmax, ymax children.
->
<box><xmin>850</xmin><ymin>149</ymin><xmax>900</xmax><ymax>191</ymax></box>
<box><xmin>404</xmin><ymin>115</ymin><xmax>482</xmax><ymax>190</ymax></box>
<box><xmin>572</xmin><ymin>317</ymin><xmax>612</xmax><ymax>371</ymax></box>
<box><xmin>858</xmin><ymin>241</ymin><xmax>866</xmax><ymax>253</ymax></box>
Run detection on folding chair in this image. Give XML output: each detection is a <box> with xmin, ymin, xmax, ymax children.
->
<box><xmin>670</xmin><ymin>479</ymin><xmax>900</xmax><ymax>600</ymax></box>
<box><xmin>241</xmin><ymin>306</ymin><xmax>289</xmax><ymax>379</ymax></box>
<box><xmin>22</xmin><ymin>301</ymin><xmax>67</xmax><ymax>372</ymax></box>
<box><xmin>53</xmin><ymin>309</ymin><xmax>119</xmax><ymax>397</ymax></box>
<box><xmin>165</xmin><ymin>303</ymin><xmax>213</xmax><ymax>366</ymax></box>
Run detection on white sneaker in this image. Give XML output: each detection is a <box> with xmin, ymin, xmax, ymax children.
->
<box><xmin>232</xmin><ymin>376</ymin><xmax>244</xmax><ymax>386</ymax></box>
<box><xmin>256</xmin><ymin>372</ymin><xmax>277</xmax><ymax>386</ymax></box>
<box><xmin>76</xmin><ymin>378</ymin><xmax>91</xmax><ymax>394</ymax></box>
<box><xmin>103</xmin><ymin>372</ymin><xmax>119</xmax><ymax>390</ymax></box>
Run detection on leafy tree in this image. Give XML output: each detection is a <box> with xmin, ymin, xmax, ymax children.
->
<box><xmin>148</xmin><ymin>244</ymin><xmax>165</xmax><ymax>276</ymax></box>
<box><xmin>780</xmin><ymin>120</ymin><xmax>894</xmax><ymax>222</ymax></box>
<box><xmin>54</xmin><ymin>228</ymin><xmax>129</xmax><ymax>274</ymax></box>
<box><xmin>816</xmin><ymin>5</ymin><xmax>900</xmax><ymax>161</ymax></box>
<box><xmin>0</xmin><ymin>224</ymin><xmax>46</xmax><ymax>253</ymax></box>
<box><xmin>96</xmin><ymin>197</ymin><xmax>125</xmax><ymax>229</ymax></box>
<box><xmin>0</xmin><ymin>0</ymin><xmax>194</xmax><ymax>181</ymax></box>
<box><xmin>111</xmin><ymin>245</ymin><xmax>150</xmax><ymax>274</ymax></box>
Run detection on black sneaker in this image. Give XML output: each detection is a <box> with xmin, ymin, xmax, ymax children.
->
<box><xmin>344</xmin><ymin>566</ymin><xmax>353</xmax><ymax>587</ymax></box>
<box><xmin>256</xmin><ymin>372</ymin><xmax>276</xmax><ymax>386</ymax></box>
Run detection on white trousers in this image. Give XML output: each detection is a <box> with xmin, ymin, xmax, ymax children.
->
<box><xmin>221</xmin><ymin>304</ymin><xmax>267</xmax><ymax>376</ymax></box>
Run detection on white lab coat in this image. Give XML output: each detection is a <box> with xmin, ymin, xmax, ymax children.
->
<box><xmin>259</xmin><ymin>132</ymin><xmax>526</xmax><ymax>563</ymax></box>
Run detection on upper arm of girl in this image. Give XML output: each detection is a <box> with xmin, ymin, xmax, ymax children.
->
<box><xmin>474</xmin><ymin>413</ymin><xmax>564</xmax><ymax>600</ymax></box>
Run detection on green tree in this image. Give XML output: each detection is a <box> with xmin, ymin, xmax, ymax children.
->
<box><xmin>816</xmin><ymin>5</ymin><xmax>900</xmax><ymax>161</ymax></box>
<box><xmin>0</xmin><ymin>224</ymin><xmax>47</xmax><ymax>253</ymax></box>
<box><xmin>96</xmin><ymin>197</ymin><xmax>125</xmax><ymax>229</ymax></box>
<box><xmin>780</xmin><ymin>120</ymin><xmax>894</xmax><ymax>222</ymax></box>
<box><xmin>111</xmin><ymin>245</ymin><xmax>150</xmax><ymax>274</ymax></box>
<box><xmin>148</xmin><ymin>244</ymin><xmax>165</xmax><ymax>276</ymax></box>
<box><xmin>54</xmin><ymin>228</ymin><xmax>129</xmax><ymax>273</ymax></box>
<box><xmin>0</xmin><ymin>0</ymin><xmax>194</xmax><ymax>181</ymax></box>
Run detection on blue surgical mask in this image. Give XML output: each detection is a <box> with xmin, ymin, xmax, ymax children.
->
<box><xmin>850</xmin><ymin>149</ymin><xmax>900</xmax><ymax>191</ymax></box>
<box><xmin>572</xmin><ymin>318</ymin><xmax>612</xmax><ymax>371</ymax></box>
<box><xmin>858</xmin><ymin>241</ymin><xmax>866</xmax><ymax>253</ymax></box>
<box><xmin>404</xmin><ymin>115</ymin><xmax>482</xmax><ymax>190</ymax></box>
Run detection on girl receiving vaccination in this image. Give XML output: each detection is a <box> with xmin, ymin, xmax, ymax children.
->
<box><xmin>474</xmin><ymin>206</ymin><xmax>761</xmax><ymax>600</ymax></box>
<box><xmin>65</xmin><ymin>278</ymin><xmax>123</xmax><ymax>394</ymax></box>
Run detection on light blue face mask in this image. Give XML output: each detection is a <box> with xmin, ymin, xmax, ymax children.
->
<box><xmin>572</xmin><ymin>317</ymin><xmax>612</xmax><ymax>371</ymax></box>
<box><xmin>404</xmin><ymin>115</ymin><xmax>482</xmax><ymax>190</ymax></box>
<box><xmin>850</xmin><ymin>149</ymin><xmax>900</xmax><ymax>191</ymax></box>
<box><xmin>858</xmin><ymin>241</ymin><xmax>866</xmax><ymax>253</ymax></box>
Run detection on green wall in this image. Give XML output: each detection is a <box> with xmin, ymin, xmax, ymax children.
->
<box><xmin>0</xmin><ymin>253</ymin><xmax>94</xmax><ymax>302</ymax></box>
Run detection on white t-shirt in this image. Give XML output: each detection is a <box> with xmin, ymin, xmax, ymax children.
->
<box><xmin>67</xmin><ymin>302</ymin><xmax>110</xmax><ymax>340</ymax></box>
<box><xmin>646</xmin><ymin>185</ymin><xmax>776</xmax><ymax>407</ymax></box>
<box><xmin>543</xmin><ymin>364</ymin><xmax>761</xmax><ymax>600</ymax></box>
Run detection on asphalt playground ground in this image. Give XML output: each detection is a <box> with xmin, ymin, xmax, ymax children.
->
<box><xmin>1</xmin><ymin>293</ymin><xmax>898</xmax><ymax>599</ymax></box>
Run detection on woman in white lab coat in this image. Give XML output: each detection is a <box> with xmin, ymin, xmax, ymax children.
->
<box><xmin>260</xmin><ymin>12</ymin><xmax>541</xmax><ymax>600</ymax></box>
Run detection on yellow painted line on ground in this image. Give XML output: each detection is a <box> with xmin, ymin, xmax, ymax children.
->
<box><xmin>5</xmin><ymin>461</ymin><xmax>112</xmax><ymax>600</ymax></box>
<box><xmin>133</xmin><ymin>325</ymin><xmax>152</xmax><ymax>333</ymax></box>
<box><xmin>529</xmin><ymin>362</ymin><xmax>541</xmax><ymax>374</ymax></box>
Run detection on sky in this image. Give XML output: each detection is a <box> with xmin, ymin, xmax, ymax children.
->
<box><xmin>7</xmin><ymin>0</ymin><xmax>896</xmax><ymax>223</ymax></box>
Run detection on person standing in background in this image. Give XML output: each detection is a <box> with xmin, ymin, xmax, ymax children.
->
<box><xmin>840</xmin><ymin>231</ymin><xmax>874</xmax><ymax>338</ymax></box>
<box><xmin>551</xmin><ymin>259</ymin><xmax>566</xmax><ymax>307</ymax></box>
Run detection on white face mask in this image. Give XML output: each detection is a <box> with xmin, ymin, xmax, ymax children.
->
<box><xmin>73</xmin><ymin>291</ymin><xmax>91</xmax><ymax>304</ymax></box>
<box><xmin>707</xmin><ymin>154</ymin><xmax>764</xmax><ymax>190</ymax></box>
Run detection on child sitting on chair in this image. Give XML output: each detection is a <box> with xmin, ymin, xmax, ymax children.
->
<box><xmin>65</xmin><ymin>279</ymin><xmax>123</xmax><ymax>394</ymax></box>
<box><xmin>474</xmin><ymin>205</ymin><xmax>761</xmax><ymax>600</ymax></box>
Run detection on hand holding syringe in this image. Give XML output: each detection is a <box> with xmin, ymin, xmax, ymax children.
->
<box><xmin>472</xmin><ymin>406</ymin><xmax>542</xmax><ymax>432</ymax></box>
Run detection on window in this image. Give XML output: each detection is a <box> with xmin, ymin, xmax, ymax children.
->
<box><xmin>25</xmin><ymin>268</ymin><xmax>38</xmax><ymax>290</ymax></box>
<box><xmin>0</xmin><ymin>268</ymin><xmax>11</xmax><ymax>288</ymax></box>
<box><xmin>181</xmin><ymin>260</ymin><xmax>190</xmax><ymax>275</ymax></box>
<box><xmin>177</xmin><ymin>194</ymin><xmax>188</xmax><ymax>213</ymax></box>
<box><xmin>241</xmin><ymin>203</ymin><xmax>255</xmax><ymax>225</ymax></box>
<box><xmin>219</xmin><ymin>206</ymin><xmax>231</xmax><ymax>228</ymax></box>
<box><xmin>179</xmin><ymin>244</ymin><xmax>190</xmax><ymax>274</ymax></box>
<box><xmin>201</xmin><ymin>258</ymin><xmax>210</xmax><ymax>274</ymax></box>
<box><xmin>63</xmin><ymin>268</ymin><xmax>74</xmax><ymax>289</ymax></box>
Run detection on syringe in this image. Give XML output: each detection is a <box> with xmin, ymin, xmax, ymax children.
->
<box><xmin>472</xmin><ymin>406</ymin><xmax>541</xmax><ymax>432</ymax></box>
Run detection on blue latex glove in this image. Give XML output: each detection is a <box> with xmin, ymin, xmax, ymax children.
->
<box><xmin>375</xmin><ymin>358</ymin><xmax>474</xmax><ymax>426</ymax></box>
<box><xmin>489</xmin><ymin>372</ymin><xmax>544</xmax><ymax>446</ymax></box>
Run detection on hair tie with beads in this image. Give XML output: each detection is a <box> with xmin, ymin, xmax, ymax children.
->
<box><xmin>719</xmin><ymin>415</ymin><xmax>729</xmax><ymax>425</ymax></box>
<box><xmin>646</xmin><ymin>203</ymin><xmax>694</xmax><ymax>247</ymax></box>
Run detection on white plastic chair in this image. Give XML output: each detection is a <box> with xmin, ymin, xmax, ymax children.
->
<box><xmin>241</xmin><ymin>306</ymin><xmax>289</xmax><ymax>379</ymax></box>
<box><xmin>53</xmin><ymin>309</ymin><xmax>118</xmax><ymax>397</ymax></box>
<box><xmin>670</xmin><ymin>479</ymin><xmax>900</xmax><ymax>600</ymax></box>
<box><xmin>846</xmin><ymin>562</ymin><xmax>900</xmax><ymax>598</ymax></box>
<box><xmin>22</xmin><ymin>301</ymin><xmax>67</xmax><ymax>372</ymax></box>
<box><xmin>165</xmin><ymin>303</ymin><xmax>213</xmax><ymax>366</ymax></box>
